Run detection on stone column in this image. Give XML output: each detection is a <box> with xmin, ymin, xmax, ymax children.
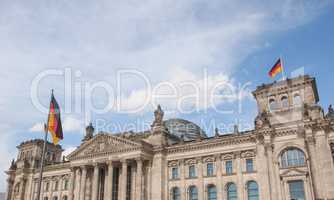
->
<box><xmin>265</xmin><ymin>143</ymin><xmax>277</xmax><ymax>200</ymax></box>
<box><xmin>18</xmin><ymin>178</ymin><xmax>26</xmax><ymax>200</ymax></box>
<box><xmin>74</xmin><ymin>168</ymin><xmax>81</xmax><ymax>200</ymax></box>
<box><xmin>180</xmin><ymin>159</ymin><xmax>185</xmax><ymax>200</ymax></box>
<box><xmin>68</xmin><ymin>168</ymin><xmax>76</xmax><ymax>200</ymax></box>
<box><xmin>5</xmin><ymin>177</ymin><xmax>14</xmax><ymax>200</ymax></box>
<box><xmin>235</xmin><ymin>152</ymin><xmax>244</xmax><ymax>199</ymax></box>
<box><xmin>79</xmin><ymin>166</ymin><xmax>87</xmax><ymax>200</ymax></box>
<box><xmin>121</xmin><ymin>160</ymin><xmax>128</xmax><ymax>200</ymax></box>
<box><xmin>92</xmin><ymin>164</ymin><xmax>100</xmax><ymax>200</ymax></box>
<box><xmin>197</xmin><ymin>157</ymin><xmax>204</xmax><ymax>200</ymax></box>
<box><xmin>136</xmin><ymin>159</ymin><xmax>143</xmax><ymax>200</ymax></box>
<box><xmin>106</xmin><ymin>161</ymin><xmax>113</xmax><ymax>200</ymax></box>
<box><xmin>216</xmin><ymin>155</ymin><xmax>223</xmax><ymax>200</ymax></box>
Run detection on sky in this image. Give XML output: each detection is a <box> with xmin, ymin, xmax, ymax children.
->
<box><xmin>1</xmin><ymin>0</ymin><xmax>334</xmax><ymax>192</ymax></box>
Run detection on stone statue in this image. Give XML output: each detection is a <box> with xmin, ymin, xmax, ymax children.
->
<box><xmin>326</xmin><ymin>104</ymin><xmax>334</xmax><ymax>118</ymax></box>
<box><xmin>153</xmin><ymin>105</ymin><xmax>164</xmax><ymax>126</ymax></box>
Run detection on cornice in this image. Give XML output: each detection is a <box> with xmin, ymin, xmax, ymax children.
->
<box><xmin>166</xmin><ymin>134</ymin><xmax>256</xmax><ymax>154</ymax></box>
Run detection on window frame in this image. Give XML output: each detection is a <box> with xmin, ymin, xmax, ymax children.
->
<box><xmin>206</xmin><ymin>163</ymin><xmax>214</xmax><ymax>177</ymax></box>
<box><xmin>171</xmin><ymin>167</ymin><xmax>179</xmax><ymax>180</ymax></box>
<box><xmin>226</xmin><ymin>182</ymin><xmax>237</xmax><ymax>200</ymax></box>
<box><xmin>280</xmin><ymin>148</ymin><xmax>306</xmax><ymax>168</ymax></box>
<box><xmin>188</xmin><ymin>186</ymin><xmax>198</xmax><ymax>200</ymax></box>
<box><xmin>246</xmin><ymin>159</ymin><xmax>254</xmax><ymax>172</ymax></box>
<box><xmin>188</xmin><ymin>165</ymin><xmax>196</xmax><ymax>178</ymax></box>
<box><xmin>225</xmin><ymin>160</ymin><xmax>233</xmax><ymax>175</ymax></box>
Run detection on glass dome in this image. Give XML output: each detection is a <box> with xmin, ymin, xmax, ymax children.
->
<box><xmin>164</xmin><ymin>118</ymin><xmax>207</xmax><ymax>141</ymax></box>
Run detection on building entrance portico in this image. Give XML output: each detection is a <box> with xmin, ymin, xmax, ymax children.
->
<box><xmin>70</xmin><ymin>157</ymin><xmax>147</xmax><ymax>200</ymax></box>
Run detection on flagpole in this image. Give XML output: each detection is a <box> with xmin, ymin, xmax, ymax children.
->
<box><xmin>36</xmin><ymin>90</ymin><xmax>53</xmax><ymax>200</ymax></box>
<box><xmin>36</xmin><ymin>124</ymin><xmax>48</xmax><ymax>200</ymax></box>
<box><xmin>280</xmin><ymin>55</ymin><xmax>287</xmax><ymax>80</ymax></box>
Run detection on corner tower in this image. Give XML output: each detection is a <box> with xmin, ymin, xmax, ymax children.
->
<box><xmin>252</xmin><ymin>75</ymin><xmax>323</xmax><ymax>127</ymax></box>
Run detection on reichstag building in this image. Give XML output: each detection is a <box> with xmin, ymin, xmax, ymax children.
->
<box><xmin>5</xmin><ymin>75</ymin><xmax>334</xmax><ymax>200</ymax></box>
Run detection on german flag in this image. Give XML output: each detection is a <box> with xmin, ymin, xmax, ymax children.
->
<box><xmin>47</xmin><ymin>92</ymin><xmax>63</xmax><ymax>144</ymax></box>
<box><xmin>268</xmin><ymin>58</ymin><xmax>283</xmax><ymax>78</ymax></box>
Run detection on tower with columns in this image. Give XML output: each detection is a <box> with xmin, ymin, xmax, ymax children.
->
<box><xmin>5</xmin><ymin>75</ymin><xmax>334</xmax><ymax>200</ymax></box>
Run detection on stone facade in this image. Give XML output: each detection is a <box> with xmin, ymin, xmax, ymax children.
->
<box><xmin>5</xmin><ymin>75</ymin><xmax>334</xmax><ymax>200</ymax></box>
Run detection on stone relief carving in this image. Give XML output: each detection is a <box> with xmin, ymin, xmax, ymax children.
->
<box><xmin>255</xmin><ymin>111</ymin><xmax>271</xmax><ymax>129</ymax></box>
<box><xmin>81</xmin><ymin>135</ymin><xmax>139</xmax><ymax>156</ymax></box>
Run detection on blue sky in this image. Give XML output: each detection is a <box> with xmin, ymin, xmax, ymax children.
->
<box><xmin>0</xmin><ymin>0</ymin><xmax>334</xmax><ymax>191</ymax></box>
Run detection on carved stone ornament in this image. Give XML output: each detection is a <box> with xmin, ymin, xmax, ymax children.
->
<box><xmin>255</xmin><ymin>111</ymin><xmax>271</xmax><ymax>129</ymax></box>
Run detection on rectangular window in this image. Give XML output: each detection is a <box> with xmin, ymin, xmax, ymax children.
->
<box><xmin>226</xmin><ymin>160</ymin><xmax>233</xmax><ymax>175</ymax></box>
<box><xmin>246</xmin><ymin>159</ymin><xmax>254</xmax><ymax>172</ymax></box>
<box><xmin>172</xmin><ymin>167</ymin><xmax>179</xmax><ymax>179</ymax></box>
<box><xmin>54</xmin><ymin>181</ymin><xmax>59</xmax><ymax>191</ymax></box>
<box><xmin>189</xmin><ymin>165</ymin><xmax>196</xmax><ymax>178</ymax></box>
<box><xmin>207</xmin><ymin>163</ymin><xmax>214</xmax><ymax>176</ymax></box>
<box><xmin>289</xmin><ymin>180</ymin><xmax>305</xmax><ymax>200</ymax></box>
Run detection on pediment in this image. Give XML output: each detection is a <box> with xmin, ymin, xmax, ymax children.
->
<box><xmin>280</xmin><ymin>167</ymin><xmax>308</xmax><ymax>177</ymax></box>
<box><xmin>67</xmin><ymin>134</ymin><xmax>142</xmax><ymax>160</ymax></box>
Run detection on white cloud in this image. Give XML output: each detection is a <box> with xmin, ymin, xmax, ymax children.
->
<box><xmin>62</xmin><ymin>116</ymin><xmax>83</xmax><ymax>132</ymax></box>
<box><xmin>29</xmin><ymin>122</ymin><xmax>44</xmax><ymax>132</ymax></box>
<box><xmin>115</xmin><ymin>67</ymin><xmax>253</xmax><ymax>115</ymax></box>
<box><xmin>62</xmin><ymin>146</ymin><xmax>77</xmax><ymax>158</ymax></box>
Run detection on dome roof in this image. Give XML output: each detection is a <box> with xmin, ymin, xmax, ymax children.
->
<box><xmin>163</xmin><ymin>118</ymin><xmax>207</xmax><ymax>141</ymax></box>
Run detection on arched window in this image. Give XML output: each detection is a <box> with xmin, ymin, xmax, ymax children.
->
<box><xmin>269</xmin><ymin>98</ymin><xmax>277</xmax><ymax>111</ymax></box>
<box><xmin>247</xmin><ymin>181</ymin><xmax>259</xmax><ymax>200</ymax></box>
<box><xmin>188</xmin><ymin>186</ymin><xmax>198</xmax><ymax>200</ymax></box>
<box><xmin>172</xmin><ymin>187</ymin><xmax>180</xmax><ymax>200</ymax></box>
<box><xmin>207</xmin><ymin>185</ymin><xmax>217</xmax><ymax>200</ymax></box>
<box><xmin>281</xmin><ymin>96</ymin><xmax>289</xmax><ymax>108</ymax></box>
<box><xmin>226</xmin><ymin>183</ymin><xmax>237</xmax><ymax>200</ymax></box>
<box><xmin>293</xmin><ymin>94</ymin><xmax>301</xmax><ymax>106</ymax></box>
<box><xmin>281</xmin><ymin>148</ymin><xmax>306</xmax><ymax>168</ymax></box>
<box><xmin>52</xmin><ymin>197</ymin><xmax>58</xmax><ymax>200</ymax></box>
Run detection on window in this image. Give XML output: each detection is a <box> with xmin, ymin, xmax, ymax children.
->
<box><xmin>288</xmin><ymin>180</ymin><xmax>305</xmax><ymax>200</ymax></box>
<box><xmin>207</xmin><ymin>185</ymin><xmax>217</xmax><ymax>200</ymax></box>
<box><xmin>54</xmin><ymin>180</ymin><xmax>59</xmax><ymax>191</ymax></box>
<box><xmin>293</xmin><ymin>94</ymin><xmax>302</xmax><ymax>106</ymax></box>
<box><xmin>246</xmin><ymin>159</ymin><xmax>254</xmax><ymax>172</ymax></box>
<box><xmin>269</xmin><ymin>98</ymin><xmax>277</xmax><ymax>111</ymax></box>
<box><xmin>62</xmin><ymin>196</ymin><xmax>68</xmax><ymax>200</ymax></box>
<box><xmin>281</xmin><ymin>148</ymin><xmax>305</xmax><ymax>168</ymax></box>
<box><xmin>45</xmin><ymin>182</ymin><xmax>50</xmax><ymax>191</ymax></box>
<box><xmin>188</xmin><ymin>186</ymin><xmax>198</xmax><ymax>200</ymax></box>
<box><xmin>63</xmin><ymin>179</ymin><xmax>69</xmax><ymax>190</ymax></box>
<box><xmin>226</xmin><ymin>160</ymin><xmax>233</xmax><ymax>174</ymax></box>
<box><xmin>172</xmin><ymin>167</ymin><xmax>179</xmax><ymax>179</ymax></box>
<box><xmin>281</xmin><ymin>96</ymin><xmax>289</xmax><ymax>108</ymax></box>
<box><xmin>172</xmin><ymin>187</ymin><xmax>181</xmax><ymax>200</ymax></box>
<box><xmin>189</xmin><ymin>165</ymin><xmax>196</xmax><ymax>178</ymax></box>
<box><xmin>52</xmin><ymin>197</ymin><xmax>58</xmax><ymax>200</ymax></box>
<box><xmin>44</xmin><ymin>197</ymin><xmax>48</xmax><ymax>200</ymax></box>
<box><xmin>226</xmin><ymin>183</ymin><xmax>237</xmax><ymax>200</ymax></box>
<box><xmin>207</xmin><ymin>163</ymin><xmax>214</xmax><ymax>176</ymax></box>
<box><xmin>247</xmin><ymin>181</ymin><xmax>259</xmax><ymax>200</ymax></box>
